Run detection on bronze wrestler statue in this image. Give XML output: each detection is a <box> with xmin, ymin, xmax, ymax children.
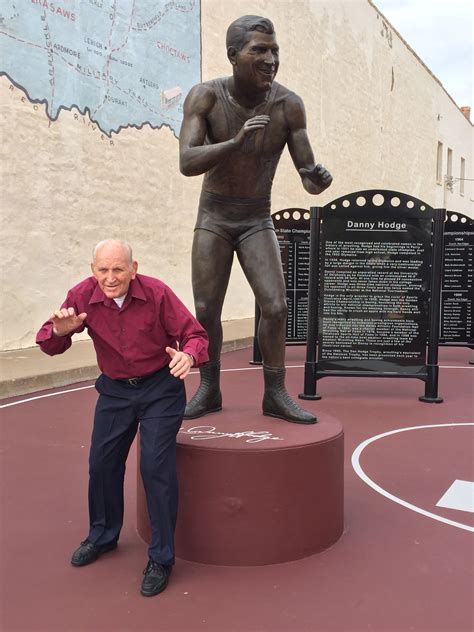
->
<box><xmin>179</xmin><ymin>15</ymin><xmax>332</xmax><ymax>423</ymax></box>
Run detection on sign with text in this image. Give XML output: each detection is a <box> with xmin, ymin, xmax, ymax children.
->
<box><xmin>301</xmin><ymin>190</ymin><xmax>445</xmax><ymax>402</ymax></box>
<box><xmin>440</xmin><ymin>212</ymin><xmax>473</xmax><ymax>347</ymax></box>
<box><xmin>318</xmin><ymin>216</ymin><xmax>432</xmax><ymax>371</ymax></box>
<box><xmin>273</xmin><ymin>209</ymin><xmax>311</xmax><ymax>343</ymax></box>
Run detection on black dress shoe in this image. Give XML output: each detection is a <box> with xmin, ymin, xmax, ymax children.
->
<box><xmin>71</xmin><ymin>539</ymin><xmax>117</xmax><ymax>567</ymax></box>
<box><xmin>140</xmin><ymin>559</ymin><xmax>172</xmax><ymax>597</ymax></box>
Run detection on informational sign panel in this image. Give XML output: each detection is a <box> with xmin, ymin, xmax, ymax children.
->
<box><xmin>301</xmin><ymin>190</ymin><xmax>445</xmax><ymax>403</ymax></box>
<box><xmin>273</xmin><ymin>209</ymin><xmax>311</xmax><ymax>343</ymax></box>
<box><xmin>318</xmin><ymin>216</ymin><xmax>432</xmax><ymax>372</ymax></box>
<box><xmin>440</xmin><ymin>212</ymin><xmax>473</xmax><ymax>347</ymax></box>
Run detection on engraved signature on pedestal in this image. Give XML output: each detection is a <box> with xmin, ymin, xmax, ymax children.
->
<box><xmin>179</xmin><ymin>425</ymin><xmax>284</xmax><ymax>444</ymax></box>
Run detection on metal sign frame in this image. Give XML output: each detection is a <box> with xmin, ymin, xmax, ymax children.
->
<box><xmin>299</xmin><ymin>190</ymin><xmax>445</xmax><ymax>403</ymax></box>
<box><xmin>439</xmin><ymin>210</ymin><xmax>473</xmax><ymax>349</ymax></box>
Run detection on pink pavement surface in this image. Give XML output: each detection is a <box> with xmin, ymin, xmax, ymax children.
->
<box><xmin>1</xmin><ymin>346</ymin><xmax>473</xmax><ymax>632</ymax></box>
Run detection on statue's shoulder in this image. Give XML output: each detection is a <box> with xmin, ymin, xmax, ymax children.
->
<box><xmin>189</xmin><ymin>77</ymin><xmax>227</xmax><ymax>95</ymax></box>
<box><xmin>203</xmin><ymin>77</ymin><xmax>227</xmax><ymax>90</ymax></box>
<box><xmin>187</xmin><ymin>77</ymin><xmax>229</xmax><ymax>102</ymax></box>
<box><xmin>273</xmin><ymin>82</ymin><xmax>300</xmax><ymax>104</ymax></box>
<box><xmin>184</xmin><ymin>78</ymin><xmax>225</xmax><ymax>113</ymax></box>
<box><xmin>273</xmin><ymin>83</ymin><xmax>305</xmax><ymax>118</ymax></box>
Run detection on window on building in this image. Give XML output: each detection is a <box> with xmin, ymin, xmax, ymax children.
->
<box><xmin>447</xmin><ymin>148</ymin><xmax>453</xmax><ymax>192</ymax></box>
<box><xmin>460</xmin><ymin>157</ymin><xmax>465</xmax><ymax>195</ymax></box>
<box><xmin>436</xmin><ymin>141</ymin><xmax>443</xmax><ymax>184</ymax></box>
<box><xmin>447</xmin><ymin>148</ymin><xmax>453</xmax><ymax>177</ymax></box>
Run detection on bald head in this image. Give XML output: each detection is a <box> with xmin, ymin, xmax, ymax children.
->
<box><xmin>91</xmin><ymin>239</ymin><xmax>138</xmax><ymax>299</ymax></box>
<box><xmin>92</xmin><ymin>239</ymin><xmax>133</xmax><ymax>265</ymax></box>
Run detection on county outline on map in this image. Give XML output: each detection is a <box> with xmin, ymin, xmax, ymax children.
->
<box><xmin>0</xmin><ymin>0</ymin><xmax>201</xmax><ymax>136</ymax></box>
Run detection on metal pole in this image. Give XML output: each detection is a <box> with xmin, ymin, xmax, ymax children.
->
<box><xmin>300</xmin><ymin>207</ymin><xmax>322</xmax><ymax>400</ymax></box>
<box><xmin>419</xmin><ymin>208</ymin><xmax>445</xmax><ymax>403</ymax></box>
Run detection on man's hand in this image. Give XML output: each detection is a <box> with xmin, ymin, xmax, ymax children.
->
<box><xmin>166</xmin><ymin>347</ymin><xmax>194</xmax><ymax>380</ymax></box>
<box><xmin>299</xmin><ymin>164</ymin><xmax>333</xmax><ymax>195</ymax></box>
<box><xmin>233</xmin><ymin>115</ymin><xmax>270</xmax><ymax>147</ymax></box>
<box><xmin>51</xmin><ymin>308</ymin><xmax>87</xmax><ymax>336</ymax></box>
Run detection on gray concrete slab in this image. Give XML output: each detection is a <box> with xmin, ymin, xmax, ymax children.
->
<box><xmin>0</xmin><ymin>318</ymin><xmax>254</xmax><ymax>398</ymax></box>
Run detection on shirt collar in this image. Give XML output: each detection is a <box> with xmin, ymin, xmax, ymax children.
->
<box><xmin>129</xmin><ymin>276</ymin><xmax>147</xmax><ymax>301</ymax></box>
<box><xmin>88</xmin><ymin>276</ymin><xmax>147</xmax><ymax>306</ymax></box>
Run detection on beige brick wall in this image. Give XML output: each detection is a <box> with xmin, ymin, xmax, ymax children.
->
<box><xmin>1</xmin><ymin>0</ymin><xmax>472</xmax><ymax>350</ymax></box>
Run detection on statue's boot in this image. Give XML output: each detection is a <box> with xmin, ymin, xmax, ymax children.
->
<box><xmin>184</xmin><ymin>361</ymin><xmax>222</xmax><ymax>419</ymax></box>
<box><xmin>262</xmin><ymin>365</ymin><xmax>316</xmax><ymax>424</ymax></box>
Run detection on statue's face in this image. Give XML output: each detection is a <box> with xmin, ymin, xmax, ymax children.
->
<box><xmin>232</xmin><ymin>31</ymin><xmax>279</xmax><ymax>91</ymax></box>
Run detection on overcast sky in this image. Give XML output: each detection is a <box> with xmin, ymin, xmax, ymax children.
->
<box><xmin>374</xmin><ymin>0</ymin><xmax>473</xmax><ymax>108</ymax></box>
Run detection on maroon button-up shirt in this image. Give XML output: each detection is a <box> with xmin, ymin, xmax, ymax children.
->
<box><xmin>36</xmin><ymin>274</ymin><xmax>209</xmax><ymax>379</ymax></box>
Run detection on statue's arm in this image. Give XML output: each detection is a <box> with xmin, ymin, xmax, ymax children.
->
<box><xmin>179</xmin><ymin>84</ymin><xmax>270</xmax><ymax>177</ymax></box>
<box><xmin>285</xmin><ymin>94</ymin><xmax>332</xmax><ymax>195</ymax></box>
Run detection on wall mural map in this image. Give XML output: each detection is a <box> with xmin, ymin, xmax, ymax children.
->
<box><xmin>0</xmin><ymin>0</ymin><xmax>201</xmax><ymax>136</ymax></box>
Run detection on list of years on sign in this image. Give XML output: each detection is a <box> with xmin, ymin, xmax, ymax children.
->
<box><xmin>441</xmin><ymin>229</ymin><xmax>473</xmax><ymax>344</ymax></box>
<box><xmin>276</xmin><ymin>225</ymin><xmax>310</xmax><ymax>343</ymax></box>
<box><xmin>318</xmin><ymin>218</ymin><xmax>431</xmax><ymax>363</ymax></box>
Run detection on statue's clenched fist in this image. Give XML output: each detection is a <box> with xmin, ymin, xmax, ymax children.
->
<box><xmin>298</xmin><ymin>164</ymin><xmax>333</xmax><ymax>195</ymax></box>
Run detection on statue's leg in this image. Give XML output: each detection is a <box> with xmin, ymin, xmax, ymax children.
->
<box><xmin>236</xmin><ymin>229</ymin><xmax>286</xmax><ymax>364</ymax></box>
<box><xmin>184</xmin><ymin>229</ymin><xmax>234</xmax><ymax>419</ymax></box>
<box><xmin>236</xmin><ymin>230</ymin><xmax>316</xmax><ymax>424</ymax></box>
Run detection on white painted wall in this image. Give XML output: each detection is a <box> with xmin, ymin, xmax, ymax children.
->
<box><xmin>1</xmin><ymin>0</ymin><xmax>472</xmax><ymax>350</ymax></box>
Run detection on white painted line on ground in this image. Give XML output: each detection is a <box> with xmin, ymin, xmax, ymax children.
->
<box><xmin>0</xmin><ymin>384</ymin><xmax>95</xmax><ymax>408</ymax></box>
<box><xmin>437</xmin><ymin>365</ymin><xmax>474</xmax><ymax>370</ymax></box>
<box><xmin>436</xmin><ymin>480</ymin><xmax>474</xmax><ymax>513</ymax></box>
<box><xmin>352</xmin><ymin>423</ymin><xmax>474</xmax><ymax>533</ymax></box>
<box><xmin>221</xmin><ymin>364</ymin><xmax>317</xmax><ymax>371</ymax></box>
<box><xmin>1</xmin><ymin>363</ymin><xmax>472</xmax><ymax>409</ymax></box>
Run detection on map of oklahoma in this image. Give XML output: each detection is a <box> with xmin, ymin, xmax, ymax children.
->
<box><xmin>0</xmin><ymin>0</ymin><xmax>201</xmax><ymax>136</ymax></box>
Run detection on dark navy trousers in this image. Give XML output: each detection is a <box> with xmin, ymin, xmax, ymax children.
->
<box><xmin>88</xmin><ymin>367</ymin><xmax>185</xmax><ymax>565</ymax></box>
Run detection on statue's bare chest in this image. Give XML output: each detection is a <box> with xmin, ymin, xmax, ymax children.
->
<box><xmin>206</xmin><ymin>96</ymin><xmax>288</xmax><ymax>155</ymax></box>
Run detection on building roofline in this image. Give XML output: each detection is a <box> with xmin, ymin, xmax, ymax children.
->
<box><xmin>369</xmin><ymin>0</ymin><xmax>473</xmax><ymax>126</ymax></box>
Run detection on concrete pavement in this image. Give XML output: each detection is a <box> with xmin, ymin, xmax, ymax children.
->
<box><xmin>0</xmin><ymin>318</ymin><xmax>254</xmax><ymax>399</ymax></box>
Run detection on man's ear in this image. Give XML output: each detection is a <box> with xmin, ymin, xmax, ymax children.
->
<box><xmin>132</xmin><ymin>261</ymin><xmax>138</xmax><ymax>278</ymax></box>
<box><xmin>227</xmin><ymin>46</ymin><xmax>237</xmax><ymax>66</ymax></box>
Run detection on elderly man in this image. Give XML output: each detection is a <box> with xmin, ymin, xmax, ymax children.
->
<box><xmin>179</xmin><ymin>15</ymin><xmax>332</xmax><ymax>424</ymax></box>
<box><xmin>36</xmin><ymin>239</ymin><xmax>208</xmax><ymax>597</ymax></box>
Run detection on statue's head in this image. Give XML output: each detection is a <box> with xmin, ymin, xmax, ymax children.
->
<box><xmin>226</xmin><ymin>15</ymin><xmax>275</xmax><ymax>53</ymax></box>
<box><xmin>226</xmin><ymin>16</ymin><xmax>279</xmax><ymax>91</ymax></box>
